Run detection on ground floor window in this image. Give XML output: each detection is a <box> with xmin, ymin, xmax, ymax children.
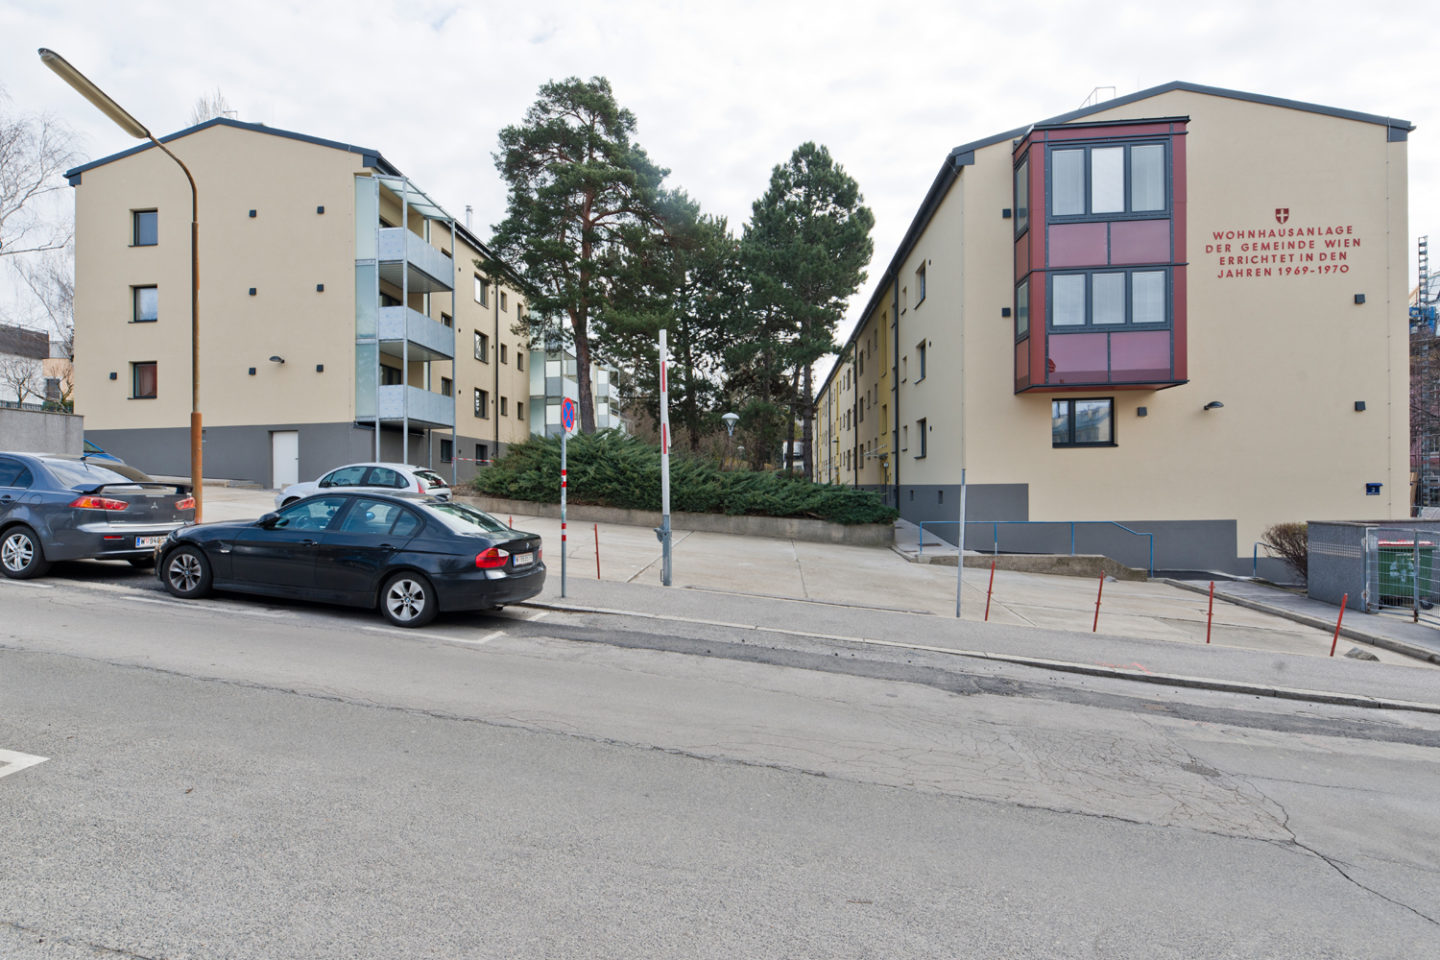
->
<box><xmin>440</xmin><ymin>439</ymin><xmax>453</xmax><ymax>463</ymax></box>
<box><xmin>1052</xmin><ymin>397</ymin><xmax>1114</xmax><ymax>447</ymax></box>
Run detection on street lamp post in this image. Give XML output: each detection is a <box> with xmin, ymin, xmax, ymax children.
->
<box><xmin>40</xmin><ymin>48</ymin><xmax>204</xmax><ymax>521</ymax></box>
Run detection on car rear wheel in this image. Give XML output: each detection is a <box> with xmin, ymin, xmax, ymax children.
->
<box><xmin>1</xmin><ymin>526</ymin><xmax>51</xmax><ymax>580</ymax></box>
<box><xmin>380</xmin><ymin>572</ymin><xmax>437</xmax><ymax>628</ymax></box>
<box><xmin>162</xmin><ymin>545</ymin><xmax>213</xmax><ymax>599</ymax></box>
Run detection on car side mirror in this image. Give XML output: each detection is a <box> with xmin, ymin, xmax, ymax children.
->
<box><xmin>258</xmin><ymin>511</ymin><xmax>280</xmax><ymax>528</ymax></box>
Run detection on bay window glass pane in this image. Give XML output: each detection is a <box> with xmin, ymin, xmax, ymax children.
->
<box><xmin>1132</xmin><ymin>271</ymin><xmax>1166</xmax><ymax>323</ymax></box>
<box><xmin>1090</xmin><ymin>147</ymin><xmax>1124</xmax><ymax>214</ymax></box>
<box><xmin>1052</xmin><ymin>274</ymin><xmax>1086</xmax><ymax>326</ymax></box>
<box><xmin>1016</xmin><ymin>279</ymin><xmax>1029</xmax><ymax>338</ymax></box>
<box><xmin>1092</xmin><ymin>273</ymin><xmax>1124</xmax><ymax>325</ymax></box>
<box><xmin>1074</xmin><ymin>400</ymin><xmax>1112</xmax><ymax>443</ymax></box>
<box><xmin>1014</xmin><ymin>157</ymin><xmax>1029</xmax><ymax>235</ymax></box>
<box><xmin>1051</xmin><ymin>401</ymin><xmax>1071</xmax><ymax>445</ymax></box>
<box><xmin>1051</xmin><ymin>150</ymin><xmax>1084</xmax><ymax>216</ymax></box>
<box><xmin>1131</xmin><ymin>144</ymin><xmax>1165</xmax><ymax>211</ymax></box>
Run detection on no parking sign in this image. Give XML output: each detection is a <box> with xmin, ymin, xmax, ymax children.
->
<box><xmin>560</xmin><ymin>397</ymin><xmax>576</xmax><ymax>433</ymax></box>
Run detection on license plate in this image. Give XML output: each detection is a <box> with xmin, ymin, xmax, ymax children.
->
<box><xmin>136</xmin><ymin>536</ymin><xmax>163</xmax><ymax>548</ymax></box>
<box><xmin>512</xmin><ymin>552</ymin><xmax>533</xmax><ymax>567</ymax></box>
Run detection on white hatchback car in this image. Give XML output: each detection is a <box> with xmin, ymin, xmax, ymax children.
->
<box><xmin>275</xmin><ymin>462</ymin><xmax>453</xmax><ymax>508</ymax></box>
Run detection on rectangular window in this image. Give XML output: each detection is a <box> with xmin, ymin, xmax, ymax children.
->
<box><xmin>474</xmin><ymin>332</ymin><xmax>489</xmax><ymax>362</ymax></box>
<box><xmin>500</xmin><ymin>396</ymin><xmax>508</xmax><ymax>417</ymax></box>
<box><xmin>474</xmin><ymin>388</ymin><xmax>489</xmax><ymax>418</ymax></box>
<box><xmin>132</xmin><ymin>210</ymin><xmax>158</xmax><ymax>246</ymax></box>
<box><xmin>380</xmin><ymin>365</ymin><xmax>402</xmax><ymax>386</ymax></box>
<box><xmin>517</xmin><ymin>401</ymin><xmax>524</xmax><ymax>420</ymax></box>
<box><xmin>132</xmin><ymin>285</ymin><xmax>158</xmax><ymax>323</ymax></box>
<box><xmin>500</xmin><ymin>291</ymin><xmax>508</xmax><ymax>311</ymax></box>
<box><xmin>1016</xmin><ymin>279</ymin><xmax>1030</xmax><ymax>339</ymax></box>
<box><xmin>517</xmin><ymin>352</ymin><xmax>524</xmax><ymax>372</ymax></box>
<box><xmin>915</xmin><ymin>341</ymin><xmax>926</xmax><ymax>381</ymax></box>
<box><xmin>1049</xmin><ymin>142</ymin><xmax>1169</xmax><ymax>219</ymax></box>
<box><xmin>131</xmin><ymin>361</ymin><xmax>157</xmax><ymax>399</ymax></box>
<box><xmin>473</xmin><ymin>276</ymin><xmax>488</xmax><ymax>306</ymax></box>
<box><xmin>1052</xmin><ymin>398</ymin><xmax>1114</xmax><ymax>447</ymax></box>
<box><xmin>440</xmin><ymin>439</ymin><xmax>453</xmax><ymax>463</ymax></box>
<box><xmin>915</xmin><ymin>418</ymin><xmax>927</xmax><ymax>459</ymax></box>
<box><xmin>1014</xmin><ymin>157</ymin><xmax>1029</xmax><ymax>235</ymax></box>
<box><xmin>440</xmin><ymin>377</ymin><xmax>453</xmax><ymax>397</ymax></box>
<box><xmin>476</xmin><ymin>443</ymin><xmax>488</xmax><ymax>463</ymax></box>
<box><xmin>500</xmin><ymin>343</ymin><xmax>508</xmax><ymax>364</ymax></box>
<box><xmin>441</xmin><ymin>312</ymin><xmax>453</xmax><ymax>328</ymax></box>
<box><xmin>1049</xmin><ymin>269</ymin><xmax>1170</xmax><ymax>328</ymax></box>
<box><xmin>902</xmin><ymin>424</ymin><xmax>908</xmax><ymax>452</ymax></box>
<box><xmin>914</xmin><ymin>263</ymin><xmax>926</xmax><ymax>307</ymax></box>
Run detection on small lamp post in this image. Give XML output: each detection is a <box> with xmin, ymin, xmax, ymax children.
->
<box><xmin>720</xmin><ymin>411</ymin><xmax>739</xmax><ymax>470</ymax></box>
<box><xmin>40</xmin><ymin>48</ymin><xmax>205</xmax><ymax>521</ymax></box>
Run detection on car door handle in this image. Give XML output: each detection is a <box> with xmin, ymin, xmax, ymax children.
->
<box><xmin>301</xmin><ymin>538</ymin><xmax>318</xmax><ymax>546</ymax></box>
<box><xmin>379</xmin><ymin>543</ymin><xmax>394</xmax><ymax>549</ymax></box>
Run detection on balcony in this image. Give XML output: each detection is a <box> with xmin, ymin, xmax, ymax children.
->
<box><xmin>377</xmin><ymin>227</ymin><xmax>454</xmax><ymax>294</ymax></box>
<box><xmin>376</xmin><ymin>384</ymin><xmax>455</xmax><ymax>429</ymax></box>
<box><xmin>377</xmin><ymin>305</ymin><xmax>454</xmax><ymax>362</ymax></box>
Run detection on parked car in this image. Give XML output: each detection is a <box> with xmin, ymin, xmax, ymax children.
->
<box><xmin>0</xmin><ymin>452</ymin><xmax>194</xmax><ymax>579</ymax></box>
<box><xmin>156</xmin><ymin>492</ymin><xmax>543</xmax><ymax>627</ymax></box>
<box><xmin>275</xmin><ymin>462</ymin><xmax>451</xmax><ymax>509</ymax></box>
<box><xmin>82</xmin><ymin>438</ymin><xmax>125</xmax><ymax>463</ymax></box>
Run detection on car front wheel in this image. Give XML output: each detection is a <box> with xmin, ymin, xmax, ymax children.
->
<box><xmin>380</xmin><ymin>572</ymin><xmax>437</xmax><ymax>628</ymax></box>
<box><xmin>162</xmin><ymin>545</ymin><xmax>213</xmax><ymax>599</ymax></box>
<box><xmin>1</xmin><ymin>526</ymin><xmax>51</xmax><ymax>580</ymax></box>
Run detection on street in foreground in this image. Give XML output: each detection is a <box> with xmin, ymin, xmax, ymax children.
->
<box><xmin>2</xmin><ymin>570</ymin><xmax>1438</xmax><ymax>958</ymax></box>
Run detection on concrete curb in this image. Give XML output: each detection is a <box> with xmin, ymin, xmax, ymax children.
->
<box><xmin>521</xmin><ymin>599</ymin><xmax>1440</xmax><ymax>715</ymax></box>
<box><xmin>1162</xmin><ymin>579</ymin><xmax>1440</xmax><ymax>666</ymax></box>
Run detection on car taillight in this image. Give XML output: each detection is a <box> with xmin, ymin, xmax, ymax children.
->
<box><xmin>475</xmin><ymin>547</ymin><xmax>510</xmax><ymax>569</ymax></box>
<box><xmin>70</xmin><ymin>495</ymin><xmax>128</xmax><ymax>511</ymax></box>
<box><xmin>536</xmin><ymin>548</ymin><xmax>542</xmax><ymax>562</ymax></box>
<box><xmin>176</xmin><ymin>496</ymin><xmax>196</xmax><ymax>511</ymax></box>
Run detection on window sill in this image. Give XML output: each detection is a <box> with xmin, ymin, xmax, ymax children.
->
<box><xmin>1052</xmin><ymin>442</ymin><xmax>1118</xmax><ymax>449</ymax></box>
<box><xmin>129</xmin><ymin>395</ymin><xmax>157</xmax><ymax>400</ymax></box>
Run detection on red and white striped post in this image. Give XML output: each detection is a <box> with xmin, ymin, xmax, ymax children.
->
<box><xmin>1331</xmin><ymin>593</ymin><xmax>1348</xmax><ymax>656</ymax></box>
<box><xmin>657</xmin><ymin>329</ymin><xmax>672</xmax><ymax>586</ymax></box>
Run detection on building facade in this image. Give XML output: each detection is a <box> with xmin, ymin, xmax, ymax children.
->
<box><xmin>66</xmin><ymin>118</ymin><xmax>533</xmax><ymax>488</ymax></box>
<box><xmin>815</xmin><ymin>82</ymin><xmax>1412</xmax><ymax>575</ymax></box>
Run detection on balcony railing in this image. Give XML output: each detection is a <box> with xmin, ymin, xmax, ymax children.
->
<box><xmin>376</xmin><ymin>228</ymin><xmax>454</xmax><ymax>293</ymax></box>
<box><xmin>375</xmin><ymin>384</ymin><xmax>455</xmax><ymax>429</ymax></box>
<box><xmin>376</xmin><ymin>305</ymin><xmax>454</xmax><ymax>361</ymax></box>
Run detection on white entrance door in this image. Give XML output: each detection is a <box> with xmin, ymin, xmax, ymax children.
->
<box><xmin>271</xmin><ymin>431</ymin><xmax>300</xmax><ymax>489</ymax></box>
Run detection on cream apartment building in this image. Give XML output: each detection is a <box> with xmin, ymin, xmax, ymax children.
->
<box><xmin>67</xmin><ymin>118</ymin><xmax>533</xmax><ymax>488</ymax></box>
<box><xmin>816</xmin><ymin>82</ymin><xmax>1411</xmax><ymax>575</ymax></box>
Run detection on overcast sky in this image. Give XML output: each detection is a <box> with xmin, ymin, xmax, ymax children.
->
<box><xmin>2</xmin><ymin>0</ymin><xmax>1432</xmax><ymax>341</ymax></box>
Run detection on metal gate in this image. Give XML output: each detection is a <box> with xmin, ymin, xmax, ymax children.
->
<box><xmin>1365</xmin><ymin>525</ymin><xmax>1440</xmax><ymax>625</ymax></box>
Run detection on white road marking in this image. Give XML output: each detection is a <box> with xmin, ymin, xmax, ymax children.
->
<box><xmin>0</xmin><ymin>580</ymin><xmax>54</xmax><ymax>589</ymax></box>
<box><xmin>0</xmin><ymin>749</ymin><xmax>48</xmax><ymax>780</ymax></box>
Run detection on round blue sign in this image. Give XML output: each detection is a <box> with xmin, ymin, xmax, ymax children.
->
<box><xmin>560</xmin><ymin>397</ymin><xmax>576</xmax><ymax>433</ymax></box>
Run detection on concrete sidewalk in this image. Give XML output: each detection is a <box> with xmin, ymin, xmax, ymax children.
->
<box><xmin>195</xmin><ymin>485</ymin><xmax>1440</xmax><ymax>669</ymax></box>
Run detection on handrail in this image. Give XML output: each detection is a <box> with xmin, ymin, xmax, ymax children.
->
<box><xmin>917</xmin><ymin>519</ymin><xmax>1155</xmax><ymax>578</ymax></box>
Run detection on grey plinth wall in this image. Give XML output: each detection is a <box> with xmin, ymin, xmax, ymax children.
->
<box><xmin>1309</xmin><ymin>520</ymin><xmax>1440</xmax><ymax>612</ymax></box>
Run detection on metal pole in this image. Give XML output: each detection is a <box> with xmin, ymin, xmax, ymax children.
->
<box><xmin>560</xmin><ymin>429</ymin><xmax>567</xmax><ymax>598</ymax></box>
<box><xmin>956</xmin><ymin>468</ymin><xmax>967</xmax><ymax>618</ymax></box>
<box><xmin>658</xmin><ymin>329</ymin><xmax>672</xmax><ymax>586</ymax></box>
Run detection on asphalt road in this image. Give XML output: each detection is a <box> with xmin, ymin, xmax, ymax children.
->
<box><xmin>3</xmin><ymin>566</ymin><xmax>1439</xmax><ymax>958</ymax></box>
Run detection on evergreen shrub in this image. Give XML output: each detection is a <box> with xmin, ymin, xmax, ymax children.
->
<box><xmin>473</xmin><ymin>430</ymin><xmax>898</xmax><ymax>525</ymax></box>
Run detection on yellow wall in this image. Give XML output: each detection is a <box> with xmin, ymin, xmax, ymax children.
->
<box><xmin>74</xmin><ymin>124</ymin><xmax>365</xmax><ymax>430</ymax></box>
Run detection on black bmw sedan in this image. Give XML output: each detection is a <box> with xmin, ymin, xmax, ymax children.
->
<box><xmin>1</xmin><ymin>452</ymin><xmax>195</xmax><ymax>579</ymax></box>
<box><xmin>155</xmin><ymin>493</ymin><xmax>544</xmax><ymax>627</ymax></box>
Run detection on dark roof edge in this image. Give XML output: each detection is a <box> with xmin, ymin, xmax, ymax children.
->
<box><xmin>817</xmin><ymin>80</ymin><xmax>1414</xmax><ymax>399</ymax></box>
<box><xmin>64</xmin><ymin>117</ymin><xmax>400</xmax><ymax>185</ymax></box>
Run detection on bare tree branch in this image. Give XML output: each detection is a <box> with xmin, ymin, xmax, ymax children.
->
<box><xmin>0</xmin><ymin>86</ymin><xmax>77</xmax><ymax>260</ymax></box>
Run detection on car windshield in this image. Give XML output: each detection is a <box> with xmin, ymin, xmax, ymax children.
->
<box><xmin>44</xmin><ymin>458</ymin><xmax>153</xmax><ymax>489</ymax></box>
<box><xmin>419</xmin><ymin>501</ymin><xmax>510</xmax><ymax>534</ymax></box>
<box><xmin>414</xmin><ymin>469</ymin><xmax>449</xmax><ymax>489</ymax></box>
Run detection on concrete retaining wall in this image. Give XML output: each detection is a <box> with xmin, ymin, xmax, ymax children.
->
<box><xmin>459</xmin><ymin>495</ymin><xmax>894</xmax><ymax>547</ymax></box>
<box><xmin>0</xmin><ymin>408</ymin><xmax>82</xmax><ymax>454</ymax></box>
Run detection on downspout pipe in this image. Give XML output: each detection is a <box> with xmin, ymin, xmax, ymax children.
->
<box><xmin>892</xmin><ymin>280</ymin><xmax>901</xmax><ymax>508</ymax></box>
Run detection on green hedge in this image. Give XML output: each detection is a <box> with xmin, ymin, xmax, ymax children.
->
<box><xmin>473</xmin><ymin>430</ymin><xmax>898</xmax><ymax>525</ymax></box>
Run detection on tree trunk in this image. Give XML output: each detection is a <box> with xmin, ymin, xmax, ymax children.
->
<box><xmin>801</xmin><ymin>363</ymin><xmax>814</xmax><ymax>480</ymax></box>
<box><xmin>572</xmin><ymin>307</ymin><xmax>597</xmax><ymax>434</ymax></box>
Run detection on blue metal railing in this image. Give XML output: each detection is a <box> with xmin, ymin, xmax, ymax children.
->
<box><xmin>917</xmin><ymin>519</ymin><xmax>1155</xmax><ymax>578</ymax></box>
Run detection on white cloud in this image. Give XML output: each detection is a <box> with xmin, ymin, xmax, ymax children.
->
<box><xmin>2</xmin><ymin>0</ymin><xmax>1432</xmax><ymax>340</ymax></box>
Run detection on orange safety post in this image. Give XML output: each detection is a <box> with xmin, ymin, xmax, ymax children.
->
<box><xmin>984</xmin><ymin>560</ymin><xmax>996</xmax><ymax>622</ymax></box>
<box><xmin>594</xmin><ymin>523</ymin><xmax>601</xmax><ymax>579</ymax></box>
<box><xmin>1092</xmin><ymin>571</ymin><xmax>1105</xmax><ymax>633</ymax></box>
<box><xmin>1206</xmin><ymin>581</ymin><xmax>1215</xmax><ymax>644</ymax></box>
<box><xmin>1330</xmin><ymin>593</ymin><xmax>1348</xmax><ymax>656</ymax></box>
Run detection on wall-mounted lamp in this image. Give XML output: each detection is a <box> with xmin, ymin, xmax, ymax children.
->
<box><xmin>268</xmin><ymin>355</ymin><xmax>285</xmax><ymax>364</ymax></box>
<box><xmin>1203</xmin><ymin>401</ymin><xmax>1224</xmax><ymax>411</ymax></box>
